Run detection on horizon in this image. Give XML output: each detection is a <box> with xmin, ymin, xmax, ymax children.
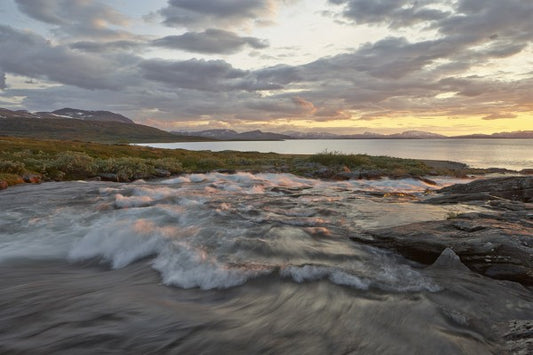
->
<box><xmin>0</xmin><ymin>1</ymin><xmax>532</xmax><ymax>135</ymax></box>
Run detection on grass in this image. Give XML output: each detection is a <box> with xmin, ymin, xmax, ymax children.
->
<box><xmin>0</xmin><ymin>137</ymin><xmax>475</xmax><ymax>187</ymax></box>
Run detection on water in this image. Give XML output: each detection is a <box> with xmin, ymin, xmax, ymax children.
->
<box><xmin>1</xmin><ymin>174</ymin><xmax>532</xmax><ymax>353</ymax></box>
<box><xmin>137</xmin><ymin>138</ymin><xmax>533</xmax><ymax>171</ymax></box>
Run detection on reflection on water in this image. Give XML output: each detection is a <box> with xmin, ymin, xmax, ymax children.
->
<box><xmin>137</xmin><ymin>138</ymin><xmax>533</xmax><ymax>170</ymax></box>
<box><xmin>1</xmin><ymin>174</ymin><xmax>532</xmax><ymax>353</ymax></box>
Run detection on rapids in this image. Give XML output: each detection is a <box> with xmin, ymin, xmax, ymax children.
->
<box><xmin>1</xmin><ymin>173</ymin><xmax>531</xmax><ymax>353</ymax></box>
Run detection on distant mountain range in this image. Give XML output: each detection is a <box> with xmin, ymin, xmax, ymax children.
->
<box><xmin>172</xmin><ymin>129</ymin><xmax>291</xmax><ymax>141</ymax></box>
<box><xmin>2</xmin><ymin>107</ymin><xmax>532</xmax><ymax>142</ymax></box>
<box><xmin>282</xmin><ymin>130</ymin><xmax>447</xmax><ymax>139</ymax></box>
<box><xmin>179</xmin><ymin>128</ymin><xmax>533</xmax><ymax>140</ymax></box>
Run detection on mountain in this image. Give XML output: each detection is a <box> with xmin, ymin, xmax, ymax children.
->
<box><xmin>0</xmin><ymin>107</ymin><xmax>134</xmax><ymax>124</ymax></box>
<box><xmin>281</xmin><ymin>130</ymin><xmax>445</xmax><ymax>139</ymax></box>
<box><xmin>388</xmin><ymin>130</ymin><xmax>446</xmax><ymax>139</ymax></box>
<box><xmin>454</xmin><ymin>131</ymin><xmax>533</xmax><ymax>139</ymax></box>
<box><xmin>50</xmin><ymin>108</ymin><xmax>134</xmax><ymax>124</ymax></box>
<box><xmin>175</xmin><ymin>129</ymin><xmax>291</xmax><ymax>141</ymax></box>
<box><xmin>0</xmin><ymin>108</ymin><xmax>208</xmax><ymax>143</ymax></box>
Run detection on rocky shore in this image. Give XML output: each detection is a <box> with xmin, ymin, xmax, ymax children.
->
<box><xmin>352</xmin><ymin>176</ymin><xmax>533</xmax><ymax>286</ymax></box>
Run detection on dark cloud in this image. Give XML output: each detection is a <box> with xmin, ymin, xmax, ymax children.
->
<box><xmin>0</xmin><ymin>25</ymin><xmax>139</xmax><ymax>90</ymax></box>
<box><xmin>15</xmin><ymin>0</ymin><xmax>132</xmax><ymax>40</ymax></box>
<box><xmin>140</xmin><ymin>58</ymin><xmax>283</xmax><ymax>91</ymax></box>
<box><xmin>153</xmin><ymin>29</ymin><xmax>268</xmax><ymax>54</ymax></box>
<box><xmin>160</xmin><ymin>0</ymin><xmax>277</xmax><ymax>28</ymax></box>
<box><xmin>0</xmin><ymin>72</ymin><xmax>6</xmax><ymax>90</ymax></box>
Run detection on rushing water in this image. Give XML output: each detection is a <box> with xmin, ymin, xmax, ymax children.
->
<box><xmin>137</xmin><ymin>138</ymin><xmax>533</xmax><ymax>171</ymax></box>
<box><xmin>1</xmin><ymin>174</ymin><xmax>532</xmax><ymax>353</ymax></box>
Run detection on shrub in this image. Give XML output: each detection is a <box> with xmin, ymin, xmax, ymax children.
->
<box><xmin>94</xmin><ymin>157</ymin><xmax>154</xmax><ymax>181</ymax></box>
<box><xmin>0</xmin><ymin>160</ymin><xmax>26</xmax><ymax>174</ymax></box>
<box><xmin>150</xmin><ymin>158</ymin><xmax>183</xmax><ymax>174</ymax></box>
<box><xmin>309</xmin><ymin>151</ymin><xmax>371</xmax><ymax>167</ymax></box>
<box><xmin>49</xmin><ymin>151</ymin><xmax>95</xmax><ymax>179</ymax></box>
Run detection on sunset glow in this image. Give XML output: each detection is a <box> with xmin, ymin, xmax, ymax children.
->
<box><xmin>0</xmin><ymin>0</ymin><xmax>532</xmax><ymax>135</ymax></box>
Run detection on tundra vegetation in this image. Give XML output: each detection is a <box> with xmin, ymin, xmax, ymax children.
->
<box><xmin>0</xmin><ymin>137</ymin><xmax>480</xmax><ymax>188</ymax></box>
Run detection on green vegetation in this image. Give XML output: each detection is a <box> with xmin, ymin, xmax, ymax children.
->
<box><xmin>0</xmin><ymin>137</ymin><xmax>475</xmax><ymax>188</ymax></box>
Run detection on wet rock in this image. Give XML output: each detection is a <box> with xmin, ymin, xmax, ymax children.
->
<box><xmin>352</xmin><ymin>212</ymin><xmax>533</xmax><ymax>285</ymax></box>
<box><xmin>437</xmin><ymin>176</ymin><xmax>533</xmax><ymax>203</ymax></box>
<box><xmin>418</xmin><ymin>177</ymin><xmax>437</xmax><ymax>186</ymax></box>
<box><xmin>502</xmin><ymin>320</ymin><xmax>533</xmax><ymax>355</ymax></box>
<box><xmin>22</xmin><ymin>174</ymin><xmax>41</xmax><ymax>184</ymax></box>
<box><xmin>428</xmin><ymin>248</ymin><xmax>470</xmax><ymax>272</ymax></box>
<box><xmin>359</xmin><ymin>170</ymin><xmax>384</xmax><ymax>180</ymax></box>
<box><xmin>99</xmin><ymin>173</ymin><xmax>119</xmax><ymax>182</ymax></box>
<box><xmin>153</xmin><ymin>169</ymin><xmax>171</xmax><ymax>178</ymax></box>
<box><xmin>0</xmin><ymin>180</ymin><xmax>7</xmax><ymax>190</ymax></box>
<box><xmin>216</xmin><ymin>169</ymin><xmax>236</xmax><ymax>174</ymax></box>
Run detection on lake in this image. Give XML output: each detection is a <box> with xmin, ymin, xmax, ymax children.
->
<box><xmin>137</xmin><ymin>138</ymin><xmax>533</xmax><ymax>171</ymax></box>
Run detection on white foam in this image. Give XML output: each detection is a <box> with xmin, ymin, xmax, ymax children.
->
<box><xmin>114</xmin><ymin>194</ymin><xmax>154</xmax><ymax>208</ymax></box>
<box><xmin>153</xmin><ymin>245</ymin><xmax>271</xmax><ymax>290</ymax></box>
<box><xmin>68</xmin><ymin>219</ymin><xmax>167</xmax><ymax>268</ymax></box>
<box><xmin>281</xmin><ymin>265</ymin><xmax>370</xmax><ymax>290</ymax></box>
<box><xmin>161</xmin><ymin>176</ymin><xmax>191</xmax><ymax>184</ymax></box>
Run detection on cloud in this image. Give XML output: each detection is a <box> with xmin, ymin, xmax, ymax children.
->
<box><xmin>482</xmin><ymin>112</ymin><xmax>518</xmax><ymax>120</ymax></box>
<box><xmin>69</xmin><ymin>40</ymin><xmax>145</xmax><ymax>53</ymax></box>
<box><xmin>329</xmin><ymin>0</ymin><xmax>449</xmax><ymax>28</ymax></box>
<box><xmin>153</xmin><ymin>29</ymin><xmax>268</xmax><ymax>54</ymax></box>
<box><xmin>0</xmin><ymin>25</ymin><xmax>139</xmax><ymax>90</ymax></box>
<box><xmin>15</xmin><ymin>0</ymin><xmax>131</xmax><ymax>40</ymax></box>
<box><xmin>0</xmin><ymin>72</ymin><xmax>5</xmax><ymax>90</ymax></box>
<box><xmin>159</xmin><ymin>0</ymin><xmax>279</xmax><ymax>29</ymax></box>
<box><xmin>140</xmin><ymin>58</ymin><xmax>283</xmax><ymax>91</ymax></box>
<box><xmin>3</xmin><ymin>0</ymin><xmax>532</xmax><ymax>131</ymax></box>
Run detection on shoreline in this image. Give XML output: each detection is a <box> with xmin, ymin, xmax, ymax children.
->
<box><xmin>1</xmin><ymin>136</ymin><xmax>529</xmax><ymax>191</ymax></box>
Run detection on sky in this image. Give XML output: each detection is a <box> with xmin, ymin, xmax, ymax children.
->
<box><xmin>0</xmin><ymin>0</ymin><xmax>532</xmax><ymax>135</ymax></box>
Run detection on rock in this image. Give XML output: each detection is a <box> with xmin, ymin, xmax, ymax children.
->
<box><xmin>22</xmin><ymin>174</ymin><xmax>41</xmax><ymax>183</ymax></box>
<box><xmin>351</xmin><ymin>212</ymin><xmax>533</xmax><ymax>285</ymax></box>
<box><xmin>216</xmin><ymin>169</ymin><xmax>236</xmax><ymax>174</ymax></box>
<box><xmin>0</xmin><ymin>180</ymin><xmax>7</xmax><ymax>190</ymax></box>
<box><xmin>153</xmin><ymin>169</ymin><xmax>171</xmax><ymax>178</ymax></box>
<box><xmin>429</xmin><ymin>248</ymin><xmax>470</xmax><ymax>272</ymax></box>
<box><xmin>520</xmin><ymin>169</ymin><xmax>533</xmax><ymax>175</ymax></box>
<box><xmin>424</xmin><ymin>192</ymin><xmax>494</xmax><ymax>204</ymax></box>
<box><xmin>437</xmin><ymin>176</ymin><xmax>533</xmax><ymax>203</ymax></box>
<box><xmin>99</xmin><ymin>173</ymin><xmax>119</xmax><ymax>182</ymax></box>
<box><xmin>359</xmin><ymin>169</ymin><xmax>384</xmax><ymax>180</ymax></box>
<box><xmin>418</xmin><ymin>177</ymin><xmax>437</xmax><ymax>186</ymax></box>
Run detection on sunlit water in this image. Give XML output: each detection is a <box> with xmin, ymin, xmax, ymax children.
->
<box><xmin>137</xmin><ymin>138</ymin><xmax>533</xmax><ymax>171</ymax></box>
<box><xmin>1</xmin><ymin>174</ymin><xmax>532</xmax><ymax>353</ymax></box>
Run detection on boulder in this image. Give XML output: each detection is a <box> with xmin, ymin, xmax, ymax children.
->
<box><xmin>22</xmin><ymin>174</ymin><xmax>41</xmax><ymax>184</ymax></box>
<box><xmin>0</xmin><ymin>180</ymin><xmax>7</xmax><ymax>190</ymax></box>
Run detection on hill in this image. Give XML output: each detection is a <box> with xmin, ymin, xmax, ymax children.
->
<box><xmin>49</xmin><ymin>108</ymin><xmax>134</xmax><ymax>124</ymax></box>
<box><xmin>0</xmin><ymin>116</ymin><xmax>206</xmax><ymax>143</ymax></box>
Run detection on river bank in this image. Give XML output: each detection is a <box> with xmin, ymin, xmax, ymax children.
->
<box><xmin>1</xmin><ymin>136</ymin><xmax>527</xmax><ymax>191</ymax></box>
